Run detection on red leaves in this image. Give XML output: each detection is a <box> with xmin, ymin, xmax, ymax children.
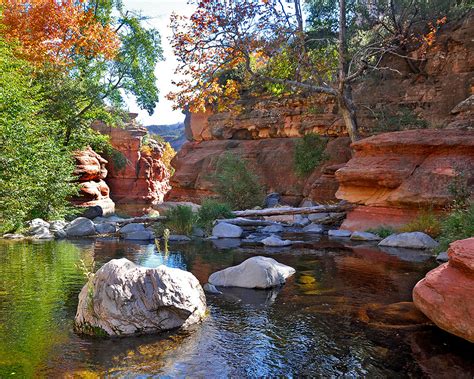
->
<box><xmin>2</xmin><ymin>0</ymin><xmax>120</xmax><ymax>67</ymax></box>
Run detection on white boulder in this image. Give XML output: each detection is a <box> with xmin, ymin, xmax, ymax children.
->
<box><xmin>74</xmin><ymin>258</ymin><xmax>206</xmax><ymax>336</ymax></box>
<box><xmin>378</xmin><ymin>232</ymin><xmax>439</xmax><ymax>249</ymax></box>
<box><xmin>212</xmin><ymin>222</ymin><xmax>243</xmax><ymax>238</ymax></box>
<box><xmin>261</xmin><ymin>234</ymin><xmax>292</xmax><ymax>247</ymax></box>
<box><xmin>208</xmin><ymin>256</ymin><xmax>295</xmax><ymax>289</ymax></box>
<box><xmin>302</xmin><ymin>224</ymin><xmax>324</xmax><ymax>233</ymax></box>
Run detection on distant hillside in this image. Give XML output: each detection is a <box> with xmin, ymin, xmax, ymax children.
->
<box><xmin>145</xmin><ymin>122</ymin><xmax>187</xmax><ymax>150</ymax></box>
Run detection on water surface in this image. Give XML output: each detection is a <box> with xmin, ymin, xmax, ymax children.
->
<box><xmin>0</xmin><ymin>238</ymin><xmax>473</xmax><ymax>377</ymax></box>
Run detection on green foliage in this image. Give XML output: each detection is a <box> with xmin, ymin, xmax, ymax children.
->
<box><xmin>366</xmin><ymin>226</ymin><xmax>396</xmax><ymax>239</ymax></box>
<box><xmin>372</xmin><ymin>106</ymin><xmax>428</xmax><ymax>133</ymax></box>
<box><xmin>211</xmin><ymin>153</ymin><xmax>265</xmax><ymax>210</ymax></box>
<box><xmin>197</xmin><ymin>199</ymin><xmax>235</xmax><ymax>234</ymax></box>
<box><xmin>0</xmin><ymin>39</ymin><xmax>77</xmax><ymax>233</ymax></box>
<box><xmin>399</xmin><ymin>211</ymin><xmax>442</xmax><ymax>238</ymax></box>
<box><xmin>294</xmin><ymin>134</ymin><xmax>328</xmax><ymax>177</ymax></box>
<box><xmin>437</xmin><ymin>204</ymin><xmax>474</xmax><ymax>252</ymax></box>
<box><xmin>448</xmin><ymin>169</ymin><xmax>470</xmax><ymax>209</ymax></box>
<box><xmin>164</xmin><ymin>206</ymin><xmax>197</xmax><ymax>235</ymax></box>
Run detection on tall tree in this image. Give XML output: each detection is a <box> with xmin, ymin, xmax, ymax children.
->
<box><xmin>169</xmin><ymin>0</ymin><xmax>464</xmax><ymax>142</ymax></box>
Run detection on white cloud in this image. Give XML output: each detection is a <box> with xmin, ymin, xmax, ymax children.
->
<box><xmin>122</xmin><ymin>0</ymin><xmax>195</xmax><ymax>125</ymax></box>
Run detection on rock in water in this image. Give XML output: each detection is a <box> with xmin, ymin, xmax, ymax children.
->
<box><xmin>261</xmin><ymin>234</ymin><xmax>292</xmax><ymax>247</ymax></box>
<box><xmin>350</xmin><ymin>231</ymin><xmax>381</xmax><ymax>241</ymax></box>
<box><xmin>65</xmin><ymin>217</ymin><xmax>96</xmax><ymax>237</ymax></box>
<box><xmin>208</xmin><ymin>256</ymin><xmax>295</xmax><ymax>289</ymax></box>
<box><xmin>74</xmin><ymin>258</ymin><xmax>206</xmax><ymax>337</ymax></box>
<box><xmin>379</xmin><ymin>232</ymin><xmax>438</xmax><ymax>249</ymax></box>
<box><xmin>413</xmin><ymin>238</ymin><xmax>474</xmax><ymax>343</ymax></box>
<box><xmin>212</xmin><ymin>222</ymin><xmax>243</xmax><ymax>238</ymax></box>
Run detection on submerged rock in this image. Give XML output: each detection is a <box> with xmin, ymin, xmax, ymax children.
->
<box><xmin>212</xmin><ymin>222</ymin><xmax>243</xmax><ymax>238</ymax></box>
<box><xmin>168</xmin><ymin>235</ymin><xmax>191</xmax><ymax>242</ymax></box>
<box><xmin>413</xmin><ymin>238</ymin><xmax>474</xmax><ymax>343</ymax></box>
<box><xmin>328</xmin><ymin>229</ymin><xmax>352</xmax><ymax>238</ymax></box>
<box><xmin>208</xmin><ymin>256</ymin><xmax>295</xmax><ymax>289</ymax></box>
<box><xmin>74</xmin><ymin>258</ymin><xmax>206</xmax><ymax>337</ymax></box>
<box><xmin>350</xmin><ymin>231</ymin><xmax>381</xmax><ymax>241</ymax></box>
<box><xmin>65</xmin><ymin>217</ymin><xmax>96</xmax><ymax>237</ymax></box>
<box><xmin>261</xmin><ymin>234</ymin><xmax>292</xmax><ymax>247</ymax></box>
<box><xmin>95</xmin><ymin>223</ymin><xmax>117</xmax><ymax>235</ymax></box>
<box><xmin>379</xmin><ymin>232</ymin><xmax>438</xmax><ymax>249</ymax></box>
<box><xmin>261</xmin><ymin>224</ymin><xmax>285</xmax><ymax>234</ymax></box>
<box><xmin>302</xmin><ymin>224</ymin><xmax>324</xmax><ymax>233</ymax></box>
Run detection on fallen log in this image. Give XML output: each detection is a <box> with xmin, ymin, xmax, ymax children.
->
<box><xmin>216</xmin><ymin>217</ymin><xmax>277</xmax><ymax>226</ymax></box>
<box><xmin>117</xmin><ymin>216</ymin><xmax>167</xmax><ymax>226</ymax></box>
<box><xmin>232</xmin><ymin>203</ymin><xmax>353</xmax><ymax>218</ymax></box>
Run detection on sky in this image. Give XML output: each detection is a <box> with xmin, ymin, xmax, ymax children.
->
<box><xmin>122</xmin><ymin>0</ymin><xmax>195</xmax><ymax>126</ymax></box>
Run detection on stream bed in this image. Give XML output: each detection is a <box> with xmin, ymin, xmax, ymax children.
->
<box><xmin>0</xmin><ymin>237</ymin><xmax>473</xmax><ymax>377</ymax></box>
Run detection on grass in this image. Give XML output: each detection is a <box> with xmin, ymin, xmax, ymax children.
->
<box><xmin>164</xmin><ymin>205</ymin><xmax>197</xmax><ymax>235</ymax></box>
<box><xmin>437</xmin><ymin>204</ymin><xmax>474</xmax><ymax>252</ymax></box>
<box><xmin>197</xmin><ymin>199</ymin><xmax>234</xmax><ymax>234</ymax></box>
<box><xmin>365</xmin><ymin>226</ymin><xmax>396</xmax><ymax>239</ymax></box>
<box><xmin>399</xmin><ymin>211</ymin><xmax>442</xmax><ymax>238</ymax></box>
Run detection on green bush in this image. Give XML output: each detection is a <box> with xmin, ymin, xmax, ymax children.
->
<box><xmin>197</xmin><ymin>199</ymin><xmax>234</xmax><ymax>234</ymax></box>
<box><xmin>211</xmin><ymin>153</ymin><xmax>265</xmax><ymax>210</ymax></box>
<box><xmin>164</xmin><ymin>205</ymin><xmax>197</xmax><ymax>235</ymax></box>
<box><xmin>0</xmin><ymin>38</ymin><xmax>77</xmax><ymax>233</ymax></box>
<box><xmin>366</xmin><ymin>226</ymin><xmax>396</xmax><ymax>239</ymax></box>
<box><xmin>373</xmin><ymin>106</ymin><xmax>428</xmax><ymax>133</ymax></box>
<box><xmin>399</xmin><ymin>211</ymin><xmax>442</xmax><ymax>238</ymax></box>
<box><xmin>437</xmin><ymin>204</ymin><xmax>474</xmax><ymax>252</ymax></box>
<box><xmin>294</xmin><ymin>133</ymin><xmax>328</xmax><ymax>177</ymax></box>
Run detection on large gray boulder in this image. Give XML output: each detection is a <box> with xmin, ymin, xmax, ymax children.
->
<box><xmin>118</xmin><ymin>223</ymin><xmax>145</xmax><ymax>234</ymax></box>
<box><xmin>95</xmin><ymin>223</ymin><xmax>117</xmax><ymax>234</ymax></box>
<box><xmin>65</xmin><ymin>217</ymin><xmax>96</xmax><ymax>237</ymax></box>
<box><xmin>212</xmin><ymin>222</ymin><xmax>243</xmax><ymax>238</ymax></box>
<box><xmin>74</xmin><ymin>258</ymin><xmax>206</xmax><ymax>336</ymax></box>
<box><xmin>208</xmin><ymin>256</ymin><xmax>295</xmax><ymax>289</ymax></box>
<box><xmin>378</xmin><ymin>232</ymin><xmax>439</xmax><ymax>249</ymax></box>
<box><xmin>122</xmin><ymin>230</ymin><xmax>155</xmax><ymax>240</ymax></box>
<box><xmin>26</xmin><ymin>225</ymin><xmax>54</xmax><ymax>239</ymax></box>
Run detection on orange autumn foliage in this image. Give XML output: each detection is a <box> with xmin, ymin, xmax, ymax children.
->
<box><xmin>1</xmin><ymin>0</ymin><xmax>119</xmax><ymax>67</ymax></box>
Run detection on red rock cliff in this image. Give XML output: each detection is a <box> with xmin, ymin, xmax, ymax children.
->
<box><xmin>93</xmin><ymin>117</ymin><xmax>171</xmax><ymax>205</ymax></box>
<box><xmin>72</xmin><ymin>147</ymin><xmax>115</xmax><ymax>216</ymax></box>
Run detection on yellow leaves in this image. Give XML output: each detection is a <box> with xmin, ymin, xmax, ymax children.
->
<box><xmin>1</xmin><ymin>0</ymin><xmax>120</xmax><ymax>68</ymax></box>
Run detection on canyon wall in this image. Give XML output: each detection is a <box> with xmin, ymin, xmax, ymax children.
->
<box><xmin>93</xmin><ymin>115</ymin><xmax>171</xmax><ymax>206</ymax></box>
<box><xmin>72</xmin><ymin>147</ymin><xmax>115</xmax><ymax>217</ymax></box>
<box><xmin>168</xmin><ymin>13</ymin><xmax>474</xmax><ymax>210</ymax></box>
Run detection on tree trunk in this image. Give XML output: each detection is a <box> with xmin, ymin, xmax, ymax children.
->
<box><xmin>338</xmin><ymin>92</ymin><xmax>360</xmax><ymax>142</ymax></box>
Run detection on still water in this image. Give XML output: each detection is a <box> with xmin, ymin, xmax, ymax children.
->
<box><xmin>0</xmin><ymin>237</ymin><xmax>473</xmax><ymax>377</ymax></box>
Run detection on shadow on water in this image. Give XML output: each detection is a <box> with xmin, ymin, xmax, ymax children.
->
<box><xmin>0</xmin><ymin>237</ymin><xmax>473</xmax><ymax>377</ymax></box>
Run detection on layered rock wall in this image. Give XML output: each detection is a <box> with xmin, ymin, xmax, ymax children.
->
<box><xmin>167</xmin><ymin>137</ymin><xmax>352</xmax><ymax>206</ymax></box>
<box><xmin>336</xmin><ymin>129</ymin><xmax>474</xmax><ymax>230</ymax></box>
<box><xmin>93</xmin><ymin>116</ymin><xmax>171</xmax><ymax>205</ymax></box>
<box><xmin>72</xmin><ymin>147</ymin><xmax>115</xmax><ymax>216</ymax></box>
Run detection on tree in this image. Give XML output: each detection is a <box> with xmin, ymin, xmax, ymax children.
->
<box><xmin>2</xmin><ymin>0</ymin><xmax>163</xmax><ymax>147</ymax></box>
<box><xmin>0</xmin><ymin>38</ymin><xmax>77</xmax><ymax>233</ymax></box>
<box><xmin>169</xmin><ymin>0</ymin><xmax>465</xmax><ymax>142</ymax></box>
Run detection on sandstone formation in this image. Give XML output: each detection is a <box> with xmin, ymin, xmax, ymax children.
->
<box><xmin>167</xmin><ymin>137</ymin><xmax>352</xmax><ymax>205</ymax></box>
<box><xmin>74</xmin><ymin>258</ymin><xmax>206</xmax><ymax>336</ymax></box>
<box><xmin>72</xmin><ymin>147</ymin><xmax>115</xmax><ymax>217</ymax></box>
<box><xmin>208</xmin><ymin>256</ymin><xmax>295</xmax><ymax>289</ymax></box>
<box><xmin>93</xmin><ymin>115</ymin><xmax>171</xmax><ymax>206</ymax></box>
<box><xmin>336</xmin><ymin>129</ymin><xmax>474</xmax><ymax>230</ymax></box>
<box><xmin>413</xmin><ymin>238</ymin><xmax>474</xmax><ymax>343</ymax></box>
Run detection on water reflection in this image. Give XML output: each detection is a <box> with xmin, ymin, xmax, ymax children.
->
<box><xmin>0</xmin><ymin>238</ymin><xmax>473</xmax><ymax>377</ymax></box>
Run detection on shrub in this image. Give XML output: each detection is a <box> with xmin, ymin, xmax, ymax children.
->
<box><xmin>211</xmin><ymin>153</ymin><xmax>265</xmax><ymax>210</ymax></box>
<box><xmin>164</xmin><ymin>205</ymin><xmax>197</xmax><ymax>235</ymax></box>
<box><xmin>399</xmin><ymin>211</ymin><xmax>442</xmax><ymax>238</ymax></box>
<box><xmin>294</xmin><ymin>133</ymin><xmax>328</xmax><ymax>177</ymax></box>
<box><xmin>0</xmin><ymin>38</ymin><xmax>77</xmax><ymax>233</ymax></box>
<box><xmin>161</xmin><ymin>141</ymin><xmax>176</xmax><ymax>176</ymax></box>
<box><xmin>197</xmin><ymin>199</ymin><xmax>234</xmax><ymax>233</ymax></box>
<box><xmin>366</xmin><ymin>226</ymin><xmax>396</xmax><ymax>239</ymax></box>
<box><xmin>373</xmin><ymin>106</ymin><xmax>428</xmax><ymax>133</ymax></box>
<box><xmin>437</xmin><ymin>204</ymin><xmax>474</xmax><ymax>252</ymax></box>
